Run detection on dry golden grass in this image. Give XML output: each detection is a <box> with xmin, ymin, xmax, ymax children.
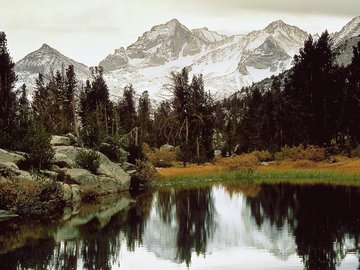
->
<box><xmin>257</xmin><ymin>157</ymin><xmax>360</xmax><ymax>175</ymax></box>
<box><xmin>157</xmin><ymin>155</ymin><xmax>360</xmax><ymax>178</ymax></box>
<box><xmin>157</xmin><ymin>163</ymin><xmax>226</xmax><ymax>178</ymax></box>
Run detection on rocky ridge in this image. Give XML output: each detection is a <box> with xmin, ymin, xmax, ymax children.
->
<box><xmin>14</xmin><ymin>17</ymin><xmax>360</xmax><ymax>100</ymax></box>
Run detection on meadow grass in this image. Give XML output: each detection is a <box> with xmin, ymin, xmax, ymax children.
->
<box><xmin>155</xmin><ymin>169</ymin><xmax>360</xmax><ymax>188</ymax></box>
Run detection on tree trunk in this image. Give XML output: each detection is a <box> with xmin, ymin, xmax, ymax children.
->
<box><xmin>196</xmin><ymin>136</ymin><xmax>200</xmax><ymax>164</ymax></box>
<box><xmin>72</xmin><ymin>95</ymin><xmax>82</xmax><ymax>146</ymax></box>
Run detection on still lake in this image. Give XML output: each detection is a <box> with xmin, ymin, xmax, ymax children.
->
<box><xmin>1</xmin><ymin>183</ymin><xmax>360</xmax><ymax>269</ymax></box>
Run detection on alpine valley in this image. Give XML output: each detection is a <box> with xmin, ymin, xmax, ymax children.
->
<box><xmin>15</xmin><ymin>16</ymin><xmax>360</xmax><ymax>100</ymax></box>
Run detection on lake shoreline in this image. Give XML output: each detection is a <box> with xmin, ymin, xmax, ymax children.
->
<box><xmin>156</xmin><ymin>157</ymin><xmax>360</xmax><ymax>187</ymax></box>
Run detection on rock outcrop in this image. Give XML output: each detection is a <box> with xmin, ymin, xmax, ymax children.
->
<box><xmin>53</xmin><ymin>145</ymin><xmax>131</xmax><ymax>193</ymax></box>
<box><xmin>50</xmin><ymin>135</ymin><xmax>72</xmax><ymax>146</ymax></box>
<box><xmin>0</xmin><ymin>133</ymin><xmax>132</xmax><ymax>217</ymax></box>
<box><xmin>0</xmin><ymin>149</ymin><xmax>25</xmax><ymax>165</ymax></box>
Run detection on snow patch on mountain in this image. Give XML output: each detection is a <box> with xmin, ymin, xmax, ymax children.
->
<box><xmin>15</xmin><ymin>17</ymin><xmax>360</xmax><ymax>101</ymax></box>
<box><xmin>332</xmin><ymin>16</ymin><xmax>360</xmax><ymax>48</ymax></box>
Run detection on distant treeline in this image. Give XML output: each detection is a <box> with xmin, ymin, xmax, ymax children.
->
<box><xmin>215</xmin><ymin>31</ymin><xmax>360</xmax><ymax>156</ymax></box>
<box><xmin>0</xmin><ymin>30</ymin><xmax>359</xmax><ymax>169</ymax></box>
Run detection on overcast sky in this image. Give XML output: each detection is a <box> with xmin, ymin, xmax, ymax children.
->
<box><xmin>1</xmin><ymin>0</ymin><xmax>359</xmax><ymax>66</ymax></box>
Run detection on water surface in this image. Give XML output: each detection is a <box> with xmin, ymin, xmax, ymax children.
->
<box><xmin>1</xmin><ymin>183</ymin><xmax>360</xmax><ymax>269</ymax></box>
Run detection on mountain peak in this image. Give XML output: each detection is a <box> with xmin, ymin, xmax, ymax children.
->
<box><xmin>192</xmin><ymin>27</ymin><xmax>227</xmax><ymax>43</ymax></box>
<box><xmin>332</xmin><ymin>16</ymin><xmax>360</xmax><ymax>48</ymax></box>
<box><xmin>265</xmin><ymin>20</ymin><xmax>291</xmax><ymax>32</ymax></box>
<box><xmin>16</xmin><ymin>43</ymin><xmax>90</xmax><ymax>80</ymax></box>
<box><xmin>165</xmin><ymin>18</ymin><xmax>181</xmax><ymax>26</ymax></box>
<box><xmin>40</xmin><ymin>43</ymin><xmax>54</xmax><ymax>51</ymax></box>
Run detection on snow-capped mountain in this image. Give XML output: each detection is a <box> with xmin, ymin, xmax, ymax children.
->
<box><xmin>332</xmin><ymin>16</ymin><xmax>360</xmax><ymax>48</ymax></box>
<box><xmin>101</xmin><ymin>19</ymin><xmax>308</xmax><ymax>99</ymax></box>
<box><xmin>191</xmin><ymin>27</ymin><xmax>227</xmax><ymax>44</ymax></box>
<box><xmin>15</xmin><ymin>43</ymin><xmax>91</xmax><ymax>87</ymax></box>
<box><xmin>14</xmin><ymin>17</ymin><xmax>360</xmax><ymax>100</ymax></box>
<box><xmin>332</xmin><ymin>16</ymin><xmax>360</xmax><ymax>66</ymax></box>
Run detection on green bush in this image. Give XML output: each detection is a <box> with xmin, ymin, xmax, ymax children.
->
<box><xmin>75</xmin><ymin>150</ymin><xmax>100</xmax><ymax>174</ymax></box>
<box><xmin>130</xmin><ymin>160</ymin><xmax>157</xmax><ymax>190</ymax></box>
<box><xmin>17</xmin><ymin>123</ymin><xmax>54</xmax><ymax>170</ymax></box>
<box><xmin>99</xmin><ymin>142</ymin><xmax>128</xmax><ymax>163</ymax></box>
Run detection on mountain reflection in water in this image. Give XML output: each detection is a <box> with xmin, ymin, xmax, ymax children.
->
<box><xmin>1</xmin><ymin>183</ymin><xmax>360</xmax><ymax>269</ymax></box>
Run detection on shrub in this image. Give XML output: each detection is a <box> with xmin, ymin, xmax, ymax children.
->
<box><xmin>252</xmin><ymin>150</ymin><xmax>273</xmax><ymax>162</ymax></box>
<box><xmin>0</xmin><ymin>179</ymin><xmax>64</xmax><ymax>217</ymax></box>
<box><xmin>130</xmin><ymin>160</ymin><xmax>158</xmax><ymax>190</ymax></box>
<box><xmin>17</xmin><ymin>124</ymin><xmax>54</xmax><ymax>170</ymax></box>
<box><xmin>217</xmin><ymin>153</ymin><xmax>258</xmax><ymax>172</ymax></box>
<box><xmin>275</xmin><ymin>145</ymin><xmax>326</xmax><ymax>162</ymax></box>
<box><xmin>144</xmin><ymin>144</ymin><xmax>177</xmax><ymax>167</ymax></box>
<box><xmin>99</xmin><ymin>142</ymin><xmax>128</xmax><ymax>163</ymax></box>
<box><xmin>275</xmin><ymin>146</ymin><xmax>302</xmax><ymax>161</ymax></box>
<box><xmin>75</xmin><ymin>150</ymin><xmax>100</xmax><ymax>174</ymax></box>
<box><xmin>292</xmin><ymin>160</ymin><xmax>316</xmax><ymax>168</ymax></box>
<box><xmin>300</xmin><ymin>145</ymin><xmax>326</xmax><ymax>162</ymax></box>
<box><xmin>351</xmin><ymin>145</ymin><xmax>360</xmax><ymax>158</ymax></box>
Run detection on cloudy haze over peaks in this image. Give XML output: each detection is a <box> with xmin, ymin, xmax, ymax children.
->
<box><xmin>2</xmin><ymin>0</ymin><xmax>358</xmax><ymax>65</ymax></box>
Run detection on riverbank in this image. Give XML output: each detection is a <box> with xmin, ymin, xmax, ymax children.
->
<box><xmin>155</xmin><ymin>156</ymin><xmax>360</xmax><ymax>187</ymax></box>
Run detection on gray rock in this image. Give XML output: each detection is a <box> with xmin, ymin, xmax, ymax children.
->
<box><xmin>0</xmin><ymin>210</ymin><xmax>18</xmax><ymax>220</ymax></box>
<box><xmin>50</xmin><ymin>135</ymin><xmax>72</xmax><ymax>146</ymax></box>
<box><xmin>49</xmin><ymin>164</ymin><xmax>62</xmax><ymax>172</ymax></box>
<box><xmin>53</xmin><ymin>152</ymin><xmax>76</xmax><ymax>168</ymax></box>
<box><xmin>15</xmin><ymin>170</ymin><xmax>34</xmax><ymax>181</ymax></box>
<box><xmin>0</xmin><ymin>161</ymin><xmax>21</xmax><ymax>177</ymax></box>
<box><xmin>126</xmin><ymin>170</ymin><xmax>138</xmax><ymax>175</ymax></box>
<box><xmin>214</xmin><ymin>150</ymin><xmax>222</xmax><ymax>158</ymax></box>
<box><xmin>54</xmin><ymin>146</ymin><xmax>130</xmax><ymax>191</ymax></box>
<box><xmin>40</xmin><ymin>170</ymin><xmax>58</xmax><ymax>179</ymax></box>
<box><xmin>62</xmin><ymin>183</ymin><xmax>72</xmax><ymax>202</ymax></box>
<box><xmin>1</xmin><ymin>162</ymin><xmax>19</xmax><ymax>171</ymax></box>
<box><xmin>122</xmin><ymin>162</ymin><xmax>136</xmax><ymax>171</ymax></box>
<box><xmin>160</xmin><ymin>144</ymin><xmax>175</xmax><ymax>151</ymax></box>
<box><xmin>0</xmin><ymin>149</ymin><xmax>25</xmax><ymax>165</ymax></box>
<box><xmin>65</xmin><ymin>168</ymin><xmax>98</xmax><ymax>185</ymax></box>
<box><xmin>70</xmin><ymin>184</ymin><xmax>81</xmax><ymax>203</ymax></box>
<box><xmin>97</xmin><ymin>154</ymin><xmax>131</xmax><ymax>190</ymax></box>
<box><xmin>67</xmin><ymin>133</ymin><xmax>80</xmax><ymax>145</ymax></box>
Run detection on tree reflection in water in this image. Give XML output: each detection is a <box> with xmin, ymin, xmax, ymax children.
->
<box><xmin>2</xmin><ymin>184</ymin><xmax>360</xmax><ymax>269</ymax></box>
<box><xmin>246</xmin><ymin>184</ymin><xmax>360</xmax><ymax>270</ymax></box>
<box><xmin>156</xmin><ymin>187</ymin><xmax>215</xmax><ymax>266</ymax></box>
<box><xmin>0</xmin><ymin>192</ymin><xmax>154</xmax><ymax>270</ymax></box>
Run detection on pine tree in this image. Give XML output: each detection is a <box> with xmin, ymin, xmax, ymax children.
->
<box><xmin>18</xmin><ymin>84</ymin><xmax>30</xmax><ymax>125</ymax></box>
<box><xmin>171</xmin><ymin>69</ymin><xmax>214</xmax><ymax>164</ymax></box>
<box><xmin>283</xmin><ymin>32</ymin><xmax>339</xmax><ymax>147</ymax></box>
<box><xmin>341</xmin><ymin>42</ymin><xmax>360</xmax><ymax>151</ymax></box>
<box><xmin>153</xmin><ymin>100</ymin><xmax>175</xmax><ymax>147</ymax></box>
<box><xmin>137</xmin><ymin>91</ymin><xmax>152</xmax><ymax>144</ymax></box>
<box><xmin>119</xmin><ymin>84</ymin><xmax>137</xmax><ymax>134</ymax></box>
<box><xmin>79</xmin><ymin>67</ymin><xmax>112</xmax><ymax>147</ymax></box>
<box><xmin>0</xmin><ymin>32</ymin><xmax>17</xmax><ymax>148</ymax></box>
<box><xmin>65</xmin><ymin>65</ymin><xmax>80</xmax><ymax>138</ymax></box>
<box><xmin>32</xmin><ymin>74</ymin><xmax>49</xmax><ymax>128</ymax></box>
